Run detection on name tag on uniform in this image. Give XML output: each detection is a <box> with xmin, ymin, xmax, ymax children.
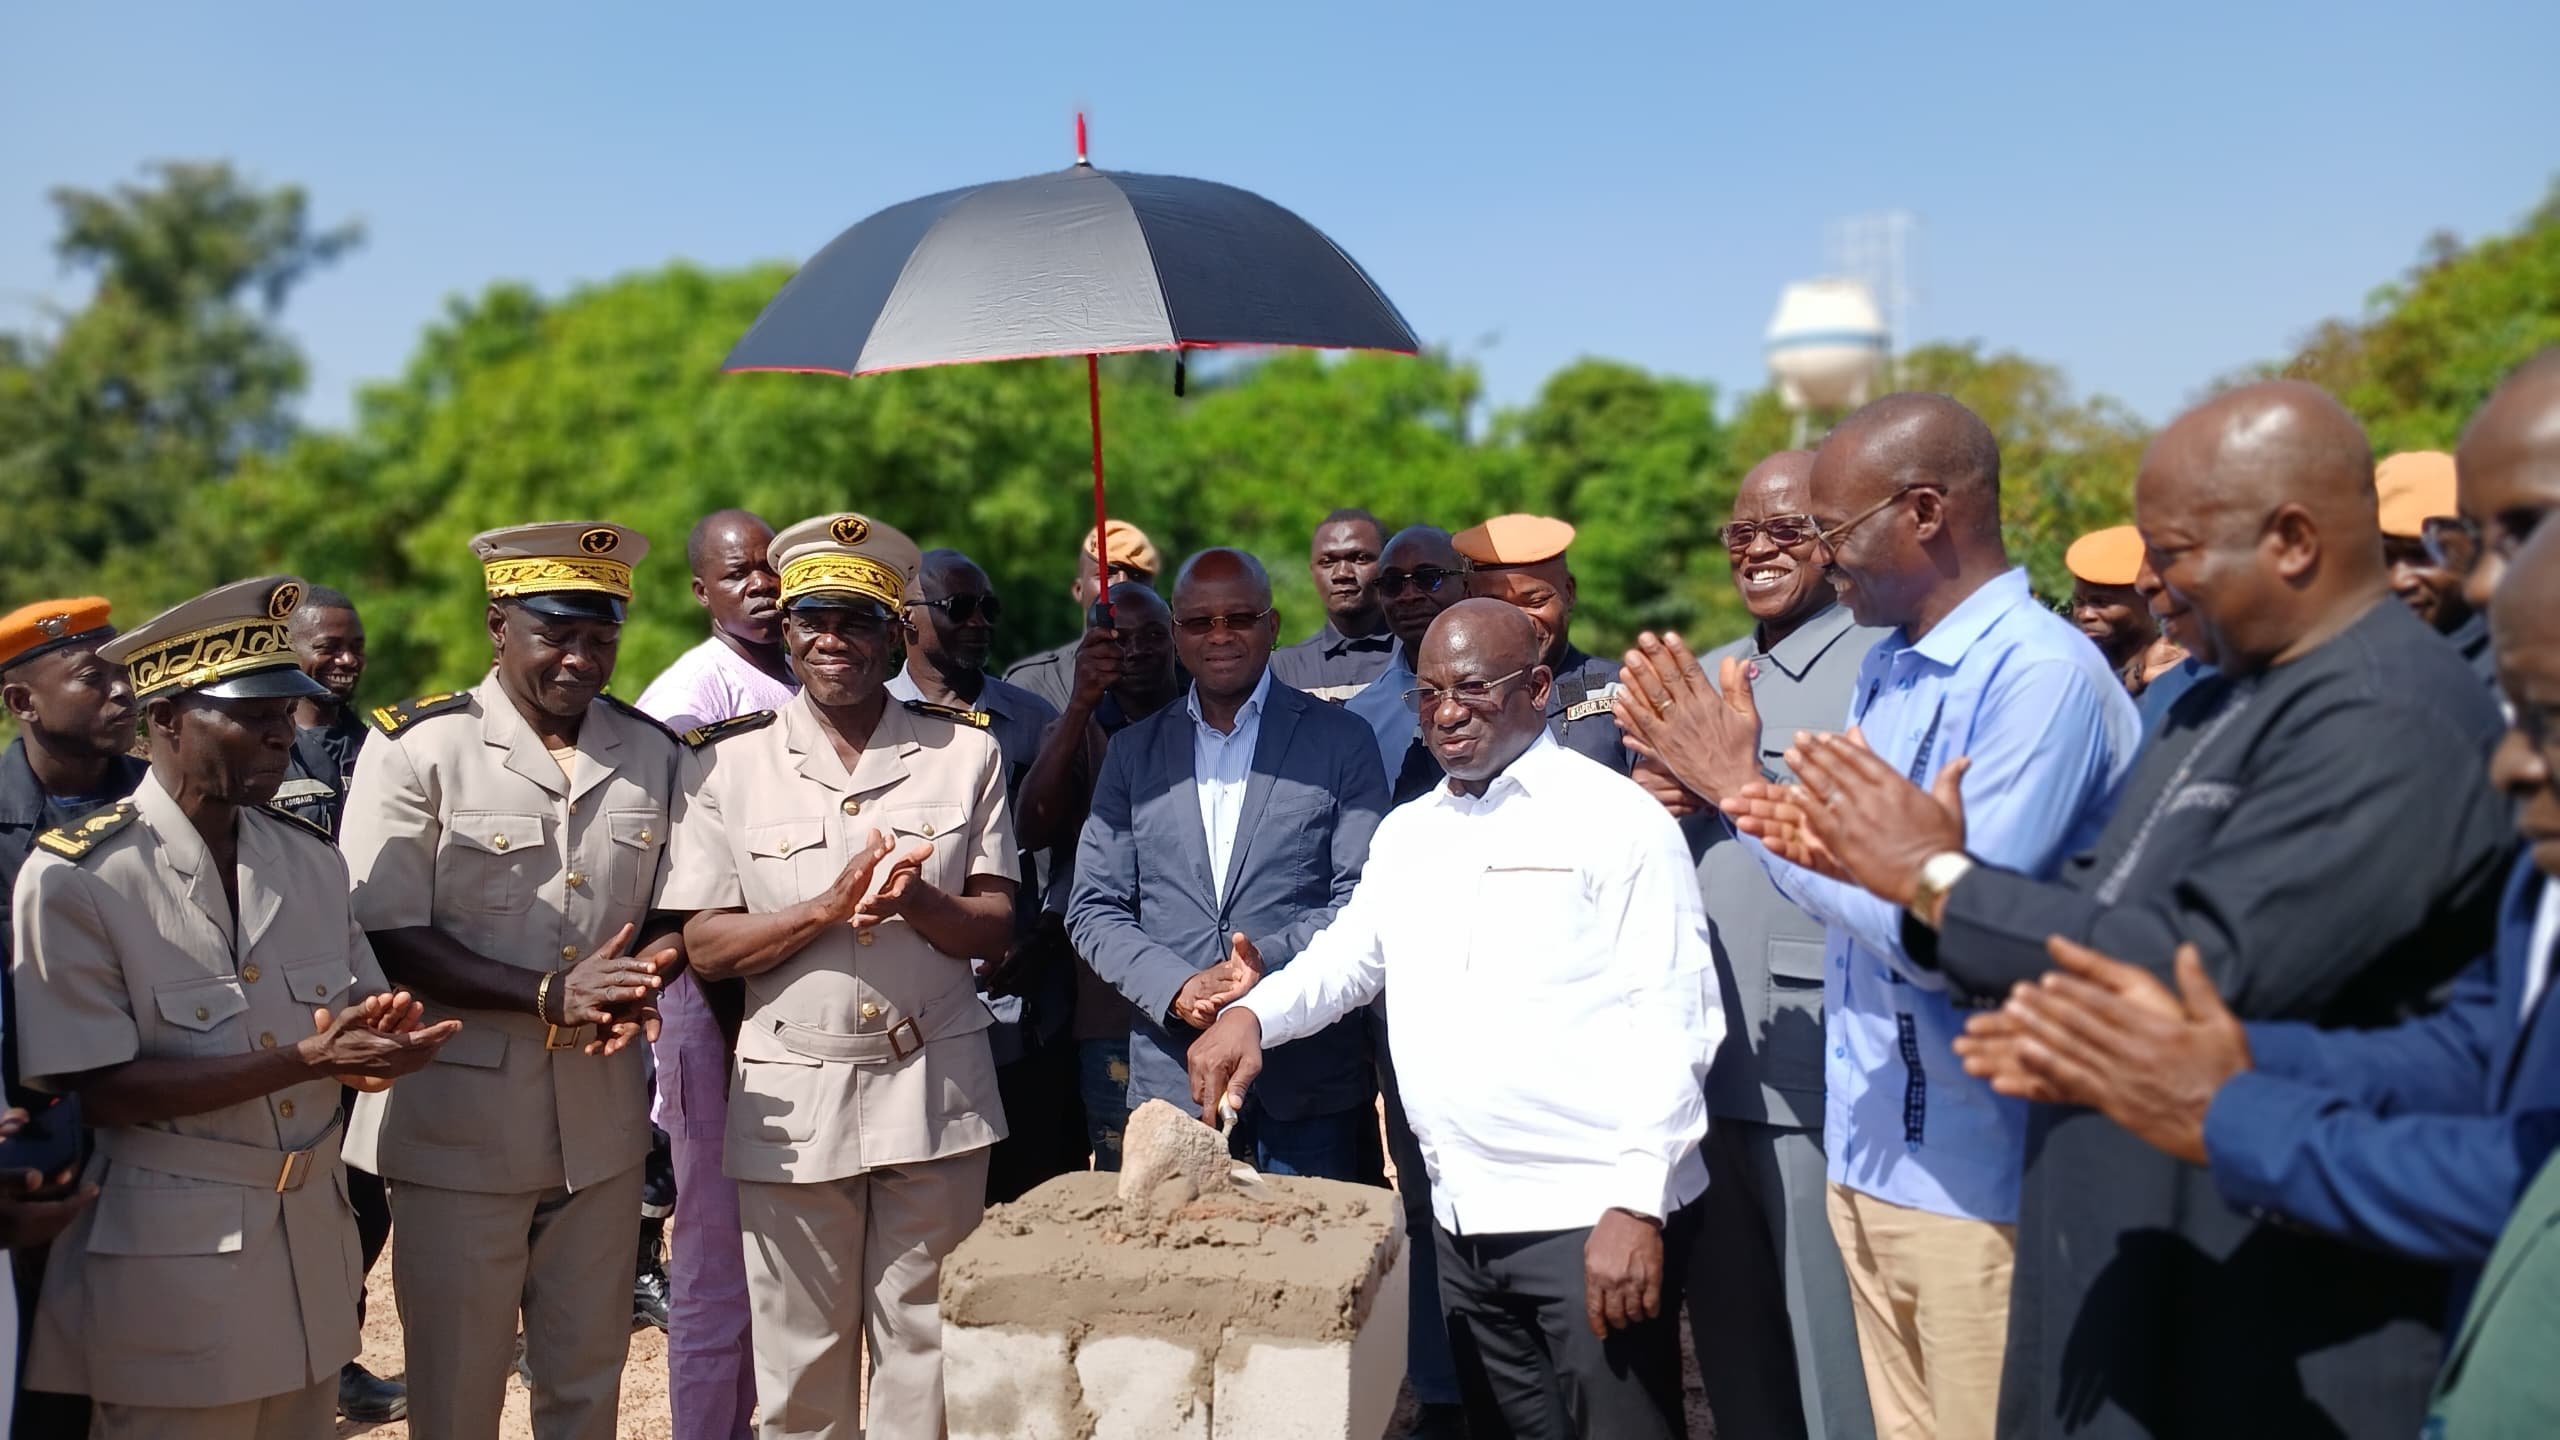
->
<box><xmin>1562</xmin><ymin>685</ymin><xmax>1619</xmax><ymax>722</ymax></box>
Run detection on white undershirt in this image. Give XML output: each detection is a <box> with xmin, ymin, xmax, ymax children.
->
<box><xmin>2524</xmin><ymin>878</ymin><xmax>2560</xmax><ymax>1022</ymax></box>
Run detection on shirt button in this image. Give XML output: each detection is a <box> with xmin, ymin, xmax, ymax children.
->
<box><xmin>860</xmin><ymin>1002</ymin><xmax>882</xmax><ymax>1020</ymax></box>
<box><xmin>562</xmin><ymin>945</ymin><xmax>579</xmax><ymax>961</ymax></box>
<box><xmin>313</xmin><ymin>983</ymin><xmax>329</xmax><ymax>999</ymax></box>
<box><xmin>241</xmin><ymin>964</ymin><xmax>261</xmax><ymax>984</ymax></box>
<box><xmin>259</xmin><ymin>1032</ymin><xmax>277</xmax><ymax>1049</ymax></box>
<box><xmin>492</xmin><ymin>834</ymin><xmax>511</xmax><ymax>852</ymax></box>
<box><xmin>920</xmin><ymin>823</ymin><xmax>936</xmax><ymax>838</ymax></box>
<box><xmin>278</xmin><ymin>1099</ymin><xmax>296</xmax><ymax>1119</ymax></box>
<box><xmin>858</xmin><ymin>931</ymin><xmax>875</xmax><ymax>947</ymax></box>
<box><xmin>841</xmin><ymin>798</ymin><xmax>861</xmax><ymax>816</ymax></box>
<box><xmin>194</xmin><ymin>1005</ymin><xmax>210</xmax><ymax>1021</ymax></box>
<box><xmin>565</xmin><ymin>871</ymin><xmax>586</xmax><ymax>888</ymax></box>
<box><xmin>1834</xmin><ymin>1046</ymin><xmax>1846</xmax><ymax>1059</ymax></box>
<box><xmin>639</xmin><ymin>829</ymin><xmax>653</xmax><ymax>844</ymax></box>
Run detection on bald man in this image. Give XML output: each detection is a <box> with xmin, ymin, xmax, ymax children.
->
<box><xmin>1730</xmin><ymin>381</ymin><xmax>2514</xmax><ymax>1438</ymax></box>
<box><xmin>1622</xmin><ymin>395</ymin><xmax>2140</xmax><ymax>1439</ymax></box>
<box><xmin>1189</xmin><ymin>600</ymin><xmax>1722</xmax><ymax>1439</ymax></box>
<box><xmin>2453</xmin><ymin>346</ymin><xmax>2560</xmax><ymax>618</ymax></box>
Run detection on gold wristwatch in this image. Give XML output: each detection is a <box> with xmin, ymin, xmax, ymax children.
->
<box><xmin>1908</xmin><ymin>851</ymin><xmax>1976</xmax><ymax>928</ymax></box>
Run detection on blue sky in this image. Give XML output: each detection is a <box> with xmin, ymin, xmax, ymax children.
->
<box><xmin>5</xmin><ymin>2</ymin><xmax>2552</xmax><ymax>431</ymax></box>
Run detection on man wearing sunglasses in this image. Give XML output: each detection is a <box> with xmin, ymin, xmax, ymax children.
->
<box><xmin>1345</xmin><ymin>525</ymin><xmax>1468</xmax><ymax>797</ymax></box>
<box><xmin>2377</xmin><ymin>451</ymin><xmax>2495</xmax><ymax>688</ymax></box>
<box><xmin>1068</xmin><ymin>548</ymin><xmax>1387</xmax><ymax>1182</ymax></box>
<box><xmin>890</xmin><ymin>549</ymin><xmax>1080</xmax><ymax>1204</ymax></box>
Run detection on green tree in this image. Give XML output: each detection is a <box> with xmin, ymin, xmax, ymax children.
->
<box><xmin>0</xmin><ymin>162</ymin><xmax>360</xmax><ymax>605</ymax></box>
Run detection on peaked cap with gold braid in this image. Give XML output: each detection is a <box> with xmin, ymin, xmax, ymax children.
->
<box><xmin>100</xmin><ymin>576</ymin><xmax>331</xmax><ymax>702</ymax></box>
<box><xmin>770</xmin><ymin>511</ymin><xmax>921</xmax><ymax>615</ymax></box>
<box><xmin>471</xmin><ymin>521</ymin><xmax>649</xmax><ymax>621</ymax></box>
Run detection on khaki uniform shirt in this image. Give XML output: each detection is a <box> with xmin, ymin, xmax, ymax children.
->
<box><xmin>340</xmin><ymin>674</ymin><xmax>679</xmax><ymax>1194</ymax></box>
<box><xmin>9</xmin><ymin>772</ymin><xmax>384</xmax><ymax>1408</ymax></box>
<box><xmin>663</xmin><ymin>693</ymin><xmax>1017</xmax><ymax>1184</ymax></box>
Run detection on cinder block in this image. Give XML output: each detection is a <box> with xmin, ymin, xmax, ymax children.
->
<box><xmin>1078</xmin><ymin>1333</ymin><xmax>1210</xmax><ymax>1440</ymax></box>
<box><xmin>945</xmin><ymin>1171</ymin><xmax>1407</xmax><ymax>1438</ymax></box>
<box><xmin>946</xmin><ymin>1323</ymin><xmax>1075</xmax><ymax>1440</ymax></box>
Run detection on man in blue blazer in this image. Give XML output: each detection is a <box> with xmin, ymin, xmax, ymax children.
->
<box><xmin>1069</xmin><ymin>548</ymin><xmax>1389</xmax><ymax>1178</ymax></box>
<box><xmin>1960</xmin><ymin>518</ymin><xmax>2560</xmax><ymax>1291</ymax></box>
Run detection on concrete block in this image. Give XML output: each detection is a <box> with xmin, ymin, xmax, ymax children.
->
<box><xmin>1079</xmin><ymin>1334</ymin><xmax>1210</xmax><ymax>1440</ymax></box>
<box><xmin>946</xmin><ymin>1171</ymin><xmax>1407</xmax><ymax>1439</ymax></box>
<box><xmin>946</xmin><ymin>1323</ymin><xmax>1075</xmax><ymax>1440</ymax></box>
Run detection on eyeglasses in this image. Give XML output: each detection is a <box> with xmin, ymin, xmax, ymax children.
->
<box><xmin>1719</xmin><ymin>516</ymin><xmax>1823</xmax><ymax>552</ymax></box>
<box><xmin>908</xmin><ymin>594</ymin><xmax>1003</xmax><ymax>625</ymax></box>
<box><xmin>1818</xmin><ymin>484</ymin><xmax>1944</xmax><ymax>548</ymax></box>
<box><xmin>1403</xmin><ymin>666</ymin><xmax>1531</xmax><ymax>715</ymax></box>
<box><xmin>785</xmin><ymin>609</ymin><xmax>895</xmax><ymax>639</ymax></box>
<box><xmin>1376</xmin><ymin>567</ymin><xmax>1457</xmax><ymax>598</ymax></box>
<box><xmin>1171</xmin><ymin>608</ymin><xmax>1274</xmax><ymax>637</ymax></box>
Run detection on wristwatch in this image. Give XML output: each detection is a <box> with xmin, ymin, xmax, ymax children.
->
<box><xmin>1908</xmin><ymin>851</ymin><xmax>1976</xmax><ymax>928</ymax></box>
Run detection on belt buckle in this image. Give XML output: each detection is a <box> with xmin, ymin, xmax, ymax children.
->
<box><xmin>544</xmin><ymin>1023</ymin><xmax>583</xmax><ymax>1051</ymax></box>
<box><xmin>274</xmin><ymin>1146</ymin><xmax>314</xmax><ymax>1193</ymax></box>
<box><xmin>887</xmin><ymin>1017</ymin><xmax>923</xmax><ymax>1061</ymax></box>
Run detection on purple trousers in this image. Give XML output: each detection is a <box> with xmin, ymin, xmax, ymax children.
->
<box><xmin>653</xmin><ymin>972</ymin><xmax>757</xmax><ymax>1440</ymax></box>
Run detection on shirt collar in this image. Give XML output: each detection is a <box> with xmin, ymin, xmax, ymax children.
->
<box><xmin>1320</xmin><ymin>621</ymin><xmax>1394</xmax><ymax>658</ymax></box>
<box><xmin>1753</xmin><ymin>602</ymin><xmax>1860</xmax><ymax>681</ymax></box>
<box><xmin>1186</xmin><ymin>667</ymin><xmax>1273</xmax><ymax>732</ymax></box>
<box><xmin>1905</xmin><ymin>567</ymin><xmax>2035</xmax><ymax>667</ymax></box>
<box><xmin>1434</xmin><ymin>729</ymin><xmax>1564</xmax><ymax>808</ymax></box>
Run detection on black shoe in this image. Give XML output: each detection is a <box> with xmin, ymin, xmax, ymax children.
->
<box><xmin>514</xmin><ymin>1333</ymin><xmax>534</xmax><ymax>1389</ymax></box>
<box><xmin>338</xmin><ymin>1361</ymin><xmax>408</xmax><ymax>1422</ymax></box>
<box><xmin>1398</xmin><ymin>1402</ymin><xmax>1469</xmax><ymax>1439</ymax></box>
<box><xmin>633</xmin><ymin>1265</ymin><xmax>671</xmax><ymax>1332</ymax></box>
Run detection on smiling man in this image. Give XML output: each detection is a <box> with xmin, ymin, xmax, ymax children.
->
<box><xmin>2376</xmin><ymin>450</ymin><xmax>2493</xmax><ymax>685</ymax></box>
<box><xmin>1187</xmin><ymin>599</ymin><xmax>1722</xmax><ymax>1439</ymax></box>
<box><xmin>275</xmin><ymin>585</ymin><xmax>369</xmax><ymax>839</ymax></box>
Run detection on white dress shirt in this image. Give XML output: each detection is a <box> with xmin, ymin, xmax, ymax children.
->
<box><xmin>1187</xmin><ymin>668</ymin><xmax>1271</xmax><ymax>906</ymax></box>
<box><xmin>2525</xmin><ymin>878</ymin><xmax>2560</xmax><ymax>1022</ymax></box>
<box><xmin>1236</xmin><ymin>732</ymin><xmax>1723</xmax><ymax>1236</ymax></box>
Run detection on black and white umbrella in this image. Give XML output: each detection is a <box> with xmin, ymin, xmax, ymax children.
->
<box><xmin>724</xmin><ymin>117</ymin><xmax>1420</xmax><ymax>591</ymax></box>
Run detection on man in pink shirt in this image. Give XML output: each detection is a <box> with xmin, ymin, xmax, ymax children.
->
<box><xmin>634</xmin><ymin>508</ymin><xmax>796</xmax><ymax>1440</ymax></box>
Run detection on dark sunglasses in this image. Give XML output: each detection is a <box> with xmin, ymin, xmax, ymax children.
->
<box><xmin>1376</xmin><ymin>567</ymin><xmax>1458</xmax><ymax>598</ymax></box>
<box><xmin>1720</xmin><ymin>516</ymin><xmax>1823</xmax><ymax>552</ymax></box>
<box><xmin>908</xmin><ymin>594</ymin><xmax>1003</xmax><ymax>625</ymax></box>
<box><xmin>1171</xmin><ymin>608</ymin><xmax>1274</xmax><ymax>637</ymax></box>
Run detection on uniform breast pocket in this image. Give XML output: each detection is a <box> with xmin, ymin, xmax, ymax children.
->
<box><xmin>876</xmin><ymin>802</ymin><xmax>968</xmax><ymax>892</ymax></box>
<box><xmin>281</xmin><ymin>956</ymin><xmax>356</xmax><ymax>1010</ymax></box>
<box><xmin>152</xmin><ymin>976</ymin><xmax>251</xmax><ymax>1058</ymax></box>
<box><xmin>1468</xmin><ymin>864</ymin><xmax>1600</xmax><ymax>984</ymax></box>
<box><xmin>606</xmin><ymin>807</ymin><xmax>665</xmax><ymax>906</ymax></box>
<box><xmin>442</xmin><ymin>811</ymin><xmax>544</xmax><ymax>914</ymax></box>
<box><xmin>744</xmin><ymin>818</ymin><xmax>833</xmax><ymax>905</ymax></box>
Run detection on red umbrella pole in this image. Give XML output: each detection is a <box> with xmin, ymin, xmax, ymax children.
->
<box><xmin>1087</xmin><ymin>352</ymin><xmax>1110</xmax><ymax>621</ymax></box>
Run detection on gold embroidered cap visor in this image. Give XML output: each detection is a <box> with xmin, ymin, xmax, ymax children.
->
<box><xmin>470</xmin><ymin>521</ymin><xmax>648</xmax><ymax>622</ymax></box>
<box><xmin>99</xmin><ymin>576</ymin><xmax>331</xmax><ymax>702</ymax></box>
<box><xmin>770</xmin><ymin>511</ymin><xmax>922</xmax><ymax>615</ymax></box>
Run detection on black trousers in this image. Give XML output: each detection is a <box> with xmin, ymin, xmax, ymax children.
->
<box><xmin>342</xmin><ymin>1084</ymin><xmax>393</xmax><ymax>1328</ymax></box>
<box><xmin>1435</xmin><ymin>1205</ymin><xmax>1698</xmax><ymax>1440</ymax></box>
<box><xmin>985</xmin><ymin>1034</ymin><xmax>1087</xmax><ymax>1205</ymax></box>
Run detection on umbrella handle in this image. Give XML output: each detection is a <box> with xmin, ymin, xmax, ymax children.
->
<box><xmin>1088</xmin><ymin>352</ymin><xmax>1111</xmax><ymax>623</ymax></box>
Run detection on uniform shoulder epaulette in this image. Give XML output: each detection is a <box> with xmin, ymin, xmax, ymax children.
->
<box><xmin>681</xmin><ymin>711</ymin><xmax>777</xmax><ymax>748</ymax></box>
<box><xmin>33</xmin><ymin>800</ymin><xmax>139</xmax><ymax>862</ymax></box>
<box><xmin>598</xmin><ymin>693</ymin><xmax>680</xmax><ymax>743</ymax></box>
<box><xmin>1562</xmin><ymin>686</ymin><xmax>1619</xmax><ymax>723</ymax></box>
<box><xmin>256</xmin><ymin>802</ymin><xmax>336</xmax><ymax>845</ymax></box>
<box><xmin>371</xmin><ymin>690</ymin><xmax>473</xmax><ymax>738</ymax></box>
<box><xmin>901</xmin><ymin>698</ymin><xmax>991</xmax><ymax>728</ymax></box>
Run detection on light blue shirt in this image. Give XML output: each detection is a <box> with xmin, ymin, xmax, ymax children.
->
<box><xmin>1752</xmin><ymin>567</ymin><xmax>2141</xmax><ymax>1223</ymax></box>
<box><xmin>1345</xmin><ymin>644</ymin><xmax>1421</xmax><ymax>781</ymax></box>
<box><xmin>1187</xmin><ymin>668</ymin><xmax>1272</xmax><ymax>906</ymax></box>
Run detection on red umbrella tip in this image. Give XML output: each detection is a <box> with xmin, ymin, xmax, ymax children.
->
<box><xmin>1075</xmin><ymin>112</ymin><xmax>1089</xmax><ymax>166</ymax></box>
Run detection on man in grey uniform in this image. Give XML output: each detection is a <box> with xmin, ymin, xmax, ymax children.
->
<box><xmin>1619</xmin><ymin>451</ymin><xmax>1884</xmax><ymax>1440</ymax></box>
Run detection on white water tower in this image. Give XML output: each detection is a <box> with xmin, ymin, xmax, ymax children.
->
<box><xmin>1764</xmin><ymin>278</ymin><xmax>1889</xmax><ymax>443</ymax></box>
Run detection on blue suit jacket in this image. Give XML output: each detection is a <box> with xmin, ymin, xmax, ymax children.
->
<box><xmin>2203</xmin><ymin>848</ymin><xmax>2560</xmax><ymax>1269</ymax></box>
<box><xmin>1067</xmin><ymin>680</ymin><xmax>1387</xmax><ymax>1120</ymax></box>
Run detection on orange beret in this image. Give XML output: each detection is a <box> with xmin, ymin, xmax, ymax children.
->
<box><xmin>1453</xmin><ymin>514</ymin><xmax>1576</xmax><ymax>569</ymax></box>
<box><xmin>2065</xmin><ymin>527</ymin><xmax>2146</xmax><ymax>587</ymax></box>
<box><xmin>2375</xmin><ymin>451</ymin><xmax>2458</xmax><ymax>538</ymax></box>
<box><xmin>0</xmin><ymin>598</ymin><xmax>113</xmax><ymax>673</ymax></box>
<box><xmin>1082</xmin><ymin>519</ymin><xmax>1161</xmax><ymax>577</ymax></box>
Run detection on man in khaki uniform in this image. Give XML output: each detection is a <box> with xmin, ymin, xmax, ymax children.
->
<box><xmin>340</xmin><ymin>523</ymin><xmax>686</xmax><ymax>1440</ymax></box>
<box><xmin>12</xmin><ymin>575</ymin><xmax>455</xmax><ymax>1440</ymax></box>
<box><xmin>669</xmin><ymin>511</ymin><xmax>1018</xmax><ymax>1440</ymax></box>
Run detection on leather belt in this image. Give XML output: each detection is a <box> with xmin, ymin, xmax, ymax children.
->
<box><xmin>97</xmin><ymin>1115</ymin><xmax>344</xmax><ymax>1194</ymax></box>
<box><xmin>764</xmin><ymin>989</ymin><xmax>978</xmax><ymax>1066</ymax></box>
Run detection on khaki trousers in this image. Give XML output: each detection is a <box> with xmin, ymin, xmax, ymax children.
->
<box><xmin>739</xmin><ymin>1148</ymin><xmax>991</xmax><ymax>1440</ymax></box>
<box><xmin>1823</xmin><ymin>1182</ymin><xmax>2014</xmax><ymax>1440</ymax></box>
<box><xmin>91</xmin><ymin>1378</ymin><xmax>333</xmax><ymax>1440</ymax></box>
<box><xmin>389</xmin><ymin>1164</ymin><xmax>646</xmax><ymax>1440</ymax></box>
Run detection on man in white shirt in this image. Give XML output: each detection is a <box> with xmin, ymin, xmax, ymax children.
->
<box><xmin>1189</xmin><ymin>599</ymin><xmax>1723</xmax><ymax>1440</ymax></box>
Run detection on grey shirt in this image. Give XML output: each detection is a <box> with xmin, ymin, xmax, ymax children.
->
<box><xmin>1691</xmin><ymin>604</ymin><xmax>1889</xmax><ymax>1127</ymax></box>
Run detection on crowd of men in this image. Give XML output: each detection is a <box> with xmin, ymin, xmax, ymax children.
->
<box><xmin>0</xmin><ymin>345</ymin><xmax>2550</xmax><ymax>1440</ymax></box>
